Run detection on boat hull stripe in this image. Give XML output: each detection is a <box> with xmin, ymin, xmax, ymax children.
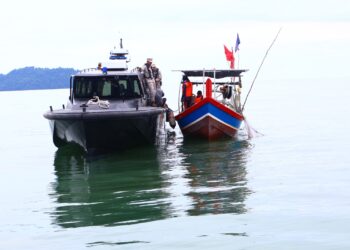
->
<box><xmin>182</xmin><ymin>113</ymin><xmax>238</xmax><ymax>131</ymax></box>
<box><xmin>177</xmin><ymin>102</ymin><xmax>242</xmax><ymax>129</ymax></box>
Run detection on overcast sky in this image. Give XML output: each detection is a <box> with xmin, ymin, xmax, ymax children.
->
<box><xmin>1</xmin><ymin>0</ymin><xmax>349</xmax><ymax>82</ymax></box>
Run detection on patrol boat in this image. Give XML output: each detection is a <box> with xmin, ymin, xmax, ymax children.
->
<box><xmin>175</xmin><ymin>69</ymin><xmax>247</xmax><ymax>140</ymax></box>
<box><xmin>43</xmin><ymin>40</ymin><xmax>166</xmax><ymax>153</ymax></box>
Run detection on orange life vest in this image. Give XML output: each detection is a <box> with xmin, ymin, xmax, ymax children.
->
<box><xmin>184</xmin><ymin>81</ymin><xmax>192</xmax><ymax>97</ymax></box>
<box><xmin>195</xmin><ymin>96</ymin><xmax>203</xmax><ymax>103</ymax></box>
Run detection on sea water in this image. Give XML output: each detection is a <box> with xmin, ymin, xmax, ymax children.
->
<box><xmin>0</xmin><ymin>77</ymin><xmax>350</xmax><ymax>249</ymax></box>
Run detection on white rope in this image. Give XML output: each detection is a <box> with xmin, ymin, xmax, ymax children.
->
<box><xmin>87</xmin><ymin>96</ymin><xmax>110</xmax><ymax>109</ymax></box>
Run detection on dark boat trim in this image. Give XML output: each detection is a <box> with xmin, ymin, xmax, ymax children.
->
<box><xmin>44</xmin><ymin>108</ymin><xmax>164</xmax><ymax>120</ymax></box>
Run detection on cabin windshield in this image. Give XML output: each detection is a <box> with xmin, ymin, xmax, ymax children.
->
<box><xmin>73</xmin><ymin>75</ymin><xmax>143</xmax><ymax>99</ymax></box>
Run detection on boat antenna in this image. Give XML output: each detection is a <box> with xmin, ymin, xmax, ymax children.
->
<box><xmin>241</xmin><ymin>27</ymin><xmax>282</xmax><ymax>112</ymax></box>
<box><xmin>120</xmin><ymin>38</ymin><xmax>123</xmax><ymax>49</ymax></box>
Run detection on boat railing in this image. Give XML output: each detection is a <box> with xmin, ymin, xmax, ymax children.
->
<box><xmin>78</xmin><ymin>68</ymin><xmax>100</xmax><ymax>74</ymax></box>
<box><xmin>175</xmin><ymin>68</ymin><xmax>246</xmax><ymax>113</ymax></box>
<box><xmin>191</xmin><ymin>81</ymin><xmax>241</xmax><ymax>86</ymax></box>
<box><xmin>131</xmin><ymin>67</ymin><xmax>142</xmax><ymax>73</ymax></box>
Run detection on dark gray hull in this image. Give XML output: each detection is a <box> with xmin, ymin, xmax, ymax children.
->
<box><xmin>44</xmin><ymin>108</ymin><xmax>166</xmax><ymax>152</ymax></box>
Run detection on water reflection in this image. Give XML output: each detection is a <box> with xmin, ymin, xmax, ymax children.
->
<box><xmin>51</xmin><ymin>146</ymin><xmax>172</xmax><ymax>227</ymax></box>
<box><xmin>50</xmin><ymin>135</ymin><xmax>252</xmax><ymax>228</ymax></box>
<box><xmin>179</xmin><ymin>140</ymin><xmax>252</xmax><ymax>215</ymax></box>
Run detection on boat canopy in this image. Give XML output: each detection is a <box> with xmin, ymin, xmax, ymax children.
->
<box><xmin>175</xmin><ymin>69</ymin><xmax>248</xmax><ymax>79</ymax></box>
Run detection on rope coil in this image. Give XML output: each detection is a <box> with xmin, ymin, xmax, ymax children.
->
<box><xmin>87</xmin><ymin>96</ymin><xmax>110</xmax><ymax>109</ymax></box>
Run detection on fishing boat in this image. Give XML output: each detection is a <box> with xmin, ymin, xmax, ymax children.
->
<box><xmin>44</xmin><ymin>40</ymin><xmax>169</xmax><ymax>153</ymax></box>
<box><xmin>175</xmin><ymin>69</ymin><xmax>248</xmax><ymax>140</ymax></box>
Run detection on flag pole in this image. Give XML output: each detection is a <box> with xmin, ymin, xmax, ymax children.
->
<box><xmin>235</xmin><ymin>33</ymin><xmax>240</xmax><ymax>69</ymax></box>
<box><xmin>231</xmin><ymin>47</ymin><xmax>234</xmax><ymax>84</ymax></box>
<box><xmin>231</xmin><ymin>46</ymin><xmax>234</xmax><ymax>68</ymax></box>
<box><xmin>241</xmin><ymin>27</ymin><xmax>282</xmax><ymax>112</ymax></box>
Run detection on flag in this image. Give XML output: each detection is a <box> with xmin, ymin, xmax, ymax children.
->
<box><xmin>235</xmin><ymin>33</ymin><xmax>240</xmax><ymax>52</ymax></box>
<box><xmin>224</xmin><ymin>45</ymin><xmax>235</xmax><ymax>69</ymax></box>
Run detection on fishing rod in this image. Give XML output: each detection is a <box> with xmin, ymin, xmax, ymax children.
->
<box><xmin>241</xmin><ymin>27</ymin><xmax>282</xmax><ymax>112</ymax></box>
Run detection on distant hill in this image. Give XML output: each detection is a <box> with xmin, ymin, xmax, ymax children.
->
<box><xmin>0</xmin><ymin>67</ymin><xmax>78</xmax><ymax>91</ymax></box>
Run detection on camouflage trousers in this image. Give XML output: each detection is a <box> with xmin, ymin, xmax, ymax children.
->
<box><xmin>155</xmin><ymin>79</ymin><xmax>162</xmax><ymax>89</ymax></box>
<box><xmin>146</xmin><ymin>79</ymin><xmax>156</xmax><ymax>103</ymax></box>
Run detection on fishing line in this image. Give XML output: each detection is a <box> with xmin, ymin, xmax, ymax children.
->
<box><xmin>242</xmin><ymin>27</ymin><xmax>282</xmax><ymax>112</ymax></box>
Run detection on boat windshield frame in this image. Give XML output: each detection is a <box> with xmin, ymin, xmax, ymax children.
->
<box><xmin>71</xmin><ymin>74</ymin><xmax>144</xmax><ymax>101</ymax></box>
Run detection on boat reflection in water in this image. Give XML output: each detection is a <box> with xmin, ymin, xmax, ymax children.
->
<box><xmin>177</xmin><ymin>139</ymin><xmax>252</xmax><ymax>216</ymax></box>
<box><xmin>50</xmin><ymin>134</ymin><xmax>252</xmax><ymax>228</ymax></box>
<box><xmin>51</xmin><ymin>146</ymin><xmax>172</xmax><ymax>228</ymax></box>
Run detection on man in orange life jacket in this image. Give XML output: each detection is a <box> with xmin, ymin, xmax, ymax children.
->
<box><xmin>181</xmin><ymin>75</ymin><xmax>193</xmax><ymax>110</ymax></box>
<box><xmin>195</xmin><ymin>90</ymin><xmax>203</xmax><ymax>104</ymax></box>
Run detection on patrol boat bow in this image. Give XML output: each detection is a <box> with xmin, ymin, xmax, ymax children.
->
<box><xmin>44</xmin><ymin>40</ymin><xmax>166</xmax><ymax>152</ymax></box>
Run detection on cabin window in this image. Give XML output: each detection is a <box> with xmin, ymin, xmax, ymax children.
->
<box><xmin>73</xmin><ymin>75</ymin><xmax>143</xmax><ymax>99</ymax></box>
<box><xmin>101</xmin><ymin>80</ymin><xmax>112</xmax><ymax>97</ymax></box>
<box><xmin>118</xmin><ymin>80</ymin><xmax>127</xmax><ymax>97</ymax></box>
<box><xmin>132</xmin><ymin>79</ymin><xmax>141</xmax><ymax>96</ymax></box>
<box><xmin>74</xmin><ymin>78</ymin><xmax>94</xmax><ymax>97</ymax></box>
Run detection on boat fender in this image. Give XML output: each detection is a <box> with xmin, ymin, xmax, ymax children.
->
<box><xmin>226</xmin><ymin>86</ymin><xmax>233</xmax><ymax>99</ymax></box>
<box><xmin>220</xmin><ymin>85</ymin><xmax>232</xmax><ymax>99</ymax></box>
<box><xmin>166</xmin><ymin>108</ymin><xmax>176</xmax><ymax>128</ymax></box>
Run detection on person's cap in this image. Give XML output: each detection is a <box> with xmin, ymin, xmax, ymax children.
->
<box><xmin>146</xmin><ymin>58</ymin><xmax>153</xmax><ymax>63</ymax></box>
<box><xmin>151</xmin><ymin>63</ymin><xmax>156</xmax><ymax>68</ymax></box>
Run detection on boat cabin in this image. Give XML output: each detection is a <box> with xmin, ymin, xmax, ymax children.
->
<box><xmin>69</xmin><ymin>39</ymin><xmax>144</xmax><ymax>104</ymax></box>
<box><xmin>175</xmin><ymin>69</ymin><xmax>248</xmax><ymax>113</ymax></box>
<box><xmin>69</xmin><ymin>73</ymin><xmax>144</xmax><ymax>103</ymax></box>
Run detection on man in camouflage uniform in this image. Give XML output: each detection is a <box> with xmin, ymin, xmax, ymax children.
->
<box><xmin>142</xmin><ymin>58</ymin><xmax>156</xmax><ymax>106</ymax></box>
<box><xmin>151</xmin><ymin>64</ymin><xmax>162</xmax><ymax>89</ymax></box>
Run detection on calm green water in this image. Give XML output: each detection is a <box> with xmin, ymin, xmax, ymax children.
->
<box><xmin>1</xmin><ymin>78</ymin><xmax>350</xmax><ymax>249</ymax></box>
<box><xmin>51</xmin><ymin>139</ymin><xmax>251</xmax><ymax>228</ymax></box>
